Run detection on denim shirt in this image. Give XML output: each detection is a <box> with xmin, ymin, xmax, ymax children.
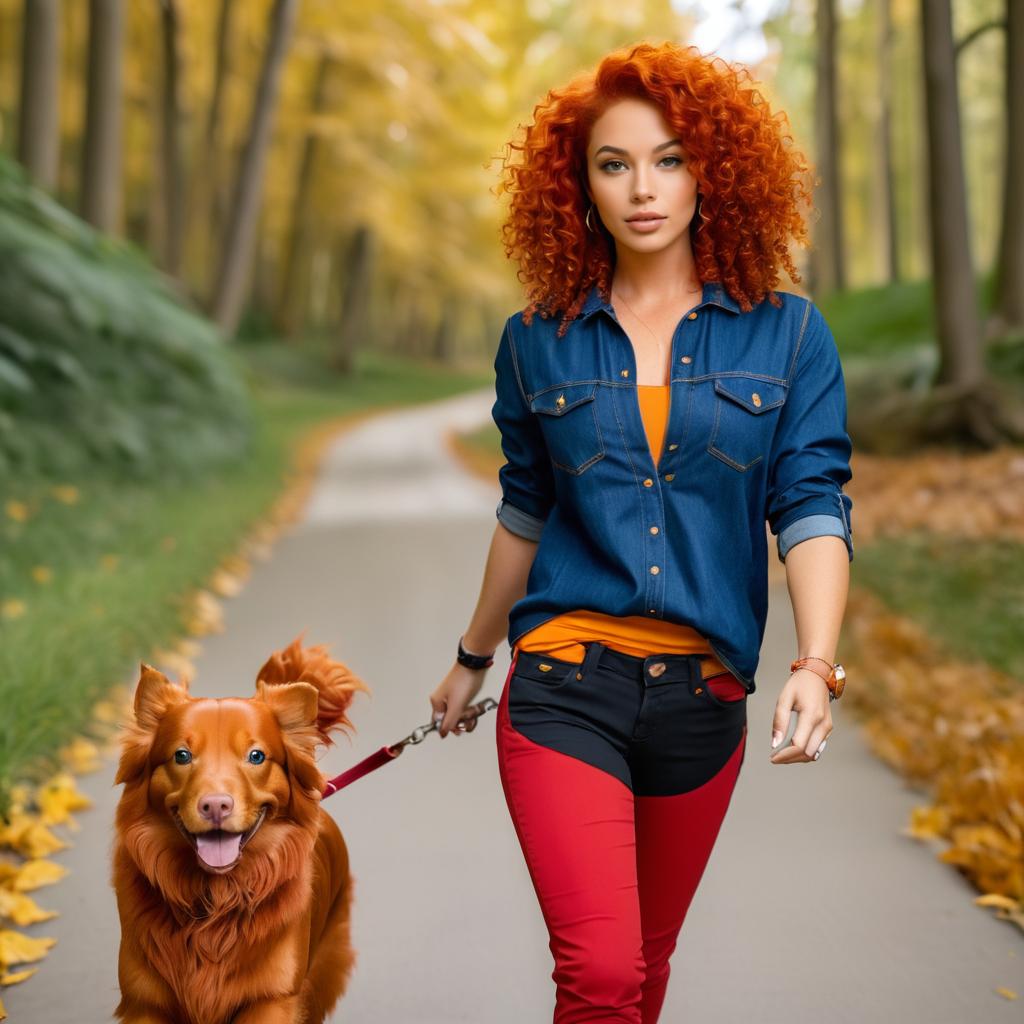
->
<box><xmin>491</xmin><ymin>280</ymin><xmax>854</xmax><ymax>695</ymax></box>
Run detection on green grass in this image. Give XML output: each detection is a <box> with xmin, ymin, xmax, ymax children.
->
<box><xmin>849</xmin><ymin>532</ymin><xmax>1024</xmax><ymax>687</ymax></box>
<box><xmin>0</xmin><ymin>343</ymin><xmax>493</xmax><ymax>817</ymax></box>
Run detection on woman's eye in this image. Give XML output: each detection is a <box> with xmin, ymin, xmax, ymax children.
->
<box><xmin>600</xmin><ymin>156</ymin><xmax>682</xmax><ymax>172</ymax></box>
<box><xmin>248</xmin><ymin>749</ymin><xmax>266</xmax><ymax>765</ymax></box>
<box><xmin>174</xmin><ymin>749</ymin><xmax>192</xmax><ymax>765</ymax></box>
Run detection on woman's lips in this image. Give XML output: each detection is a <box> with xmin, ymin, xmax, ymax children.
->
<box><xmin>625</xmin><ymin>216</ymin><xmax>666</xmax><ymax>232</ymax></box>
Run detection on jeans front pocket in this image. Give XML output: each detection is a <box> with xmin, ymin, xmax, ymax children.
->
<box><xmin>531</xmin><ymin>382</ymin><xmax>605</xmax><ymax>475</ymax></box>
<box><xmin>707</xmin><ymin>375</ymin><xmax>786</xmax><ymax>472</ymax></box>
<box><xmin>699</xmin><ymin>671</ymin><xmax>750</xmax><ymax>709</ymax></box>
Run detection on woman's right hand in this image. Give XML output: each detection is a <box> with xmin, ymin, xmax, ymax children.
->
<box><xmin>429</xmin><ymin>661</ymin><xmax>489</xmax><ymax>738</ymax></box>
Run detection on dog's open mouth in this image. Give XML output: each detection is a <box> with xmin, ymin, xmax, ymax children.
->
<box><xmin>173</xmin><ymin>806</ymin><xmax>268</xmax><ymax>873</ymax></box>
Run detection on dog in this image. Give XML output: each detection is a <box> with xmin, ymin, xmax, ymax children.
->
<box><xmin>111</xmin><ymin>635</ymin><xmax>369</xmax><ymax>1023</ymax></box>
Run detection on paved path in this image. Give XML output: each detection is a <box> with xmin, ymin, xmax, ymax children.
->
<box><xmin>4</xmin><ymin>388</ymin><xmax>1021</xmax><ymax>1023</ymax></box>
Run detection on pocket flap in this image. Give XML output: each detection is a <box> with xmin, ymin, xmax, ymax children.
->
<box><xmin>713</xmin><ymin>376</ymin><xmax>786</xmax><ymax>414</ymax></box>
<box><xmin>530</xmin><ymin>381</ymin><xmax>598</xmax><ymax>416</ymax></box>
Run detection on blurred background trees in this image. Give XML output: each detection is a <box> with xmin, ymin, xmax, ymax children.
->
<box><xmin>0</xmin><ymin>0</ymin><xmax>1021</xmax><ymax>445</ymax></box>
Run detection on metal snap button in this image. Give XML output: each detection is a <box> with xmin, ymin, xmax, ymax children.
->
<box><xmin>555</xmin><ymin>395</ymin><xmax>566</xmax><ymax>409</ymax></box>
<box><xmin>752</xmin><ymin>393</ymin><xmax>762</xmax><ymax>407</ymax></box>
<box><xmin>650</xmin><ymin>565</ymin><xmax>660</xmax><ymax>575</ymax></box>
<box><xmin>668</xmin><ymin>443</ymin><xmax>678</xmax><ymax>450</ymax></box>
<box><xmin>539</xmin><ymin>663</ymin><xmax>552</xmax><ymax>671</ymax></box>
<box><xmin>649</xmin><ymin>525</ymin><xmax>659</xmax><ymax>534</ymax></box>
<box><xmin>694</xmin><ymin>686</ymin><xmax>704</xmax><ymax>694</ymax></box>
<box><xmin>681</xmin><ymin>355</ymin><xmax>693</xmax><ymax>364</ymax></box>
<box><xmin>621</xmin><ymin>369</ymin><xmax>629</xmax><ymax>377</ymax></box>
<box><xmin>643</xmin><ymin>478</ymin><xmax>653</xmax><ymax>487</ymax></box>
<box><xmin>648</xmin><ymin>661</ymin><xmax>667</xmax><ymax>677</ymax></box>
<box><xmin>687</xmin><ymin>311</ymin><xmax>697</xmax><ymax>320</ymax></box>
<box><xmin>664</xmin><ymin>473</ymin><xmax>675</xmax><ymax>481</ymax></box>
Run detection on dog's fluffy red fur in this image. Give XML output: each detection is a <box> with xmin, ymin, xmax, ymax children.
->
<box><xmin>112</xmin><ymin>635</ymin><xmax>369</xmax><ymax>1023</ymax></box>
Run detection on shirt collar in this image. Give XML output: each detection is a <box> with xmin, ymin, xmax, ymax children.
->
<box><xmin>576</xmin><ymin>280</ymin><xmax>741</xmax><ymax>320</ymax></box>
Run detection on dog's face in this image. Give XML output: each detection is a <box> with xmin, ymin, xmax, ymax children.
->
<box><xmin>116</xmin><ymin>665</ymin><xmax>324</xmax><ymax>877</ymax></box>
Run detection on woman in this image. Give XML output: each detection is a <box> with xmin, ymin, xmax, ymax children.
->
<box><xmin>429</xmin><ymin>40</ymin><xmax>853</xmax><ymax>1023</ymax></box>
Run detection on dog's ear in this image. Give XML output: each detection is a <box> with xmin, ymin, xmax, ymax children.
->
<box><xmin>134</xmin><ymin>663</ymin><xmax>190</xmax><ymax>731</ymax></box>
<box><xmin>115</xmin><ymin>665</ymin><xmax>190</xmax><ymax>786</ymax></box>
<box><xmin>257</xmin><ymin>679</ymin><xmax>319</xmax><ymax>738</ymax></box>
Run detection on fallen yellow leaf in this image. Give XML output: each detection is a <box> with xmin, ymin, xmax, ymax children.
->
<box><xmin>975</xmin><ymin>893</ymin><xmax>1021</xmax><ymax>910</ymax></box>
<box><xmin>0</xmin><ymin>966</ymin><xmax>37</xmax><ymax>985</ymax></box>
<box><xmin>996</xmin><ymin>986</ymin><xmax>1018</xmax><ymax>1000</ymax></box>
<box><xmin>35</xmin><ymin>774</ymin><xmax>92</xmax><ymax>828</ymax></box>
<box><xmin>0</xmin><ymin>887</ymin><xmax>57</xmax><ymax>926</ymax></box>
<box><xmin>58</xmin><ymin>737</ymin><xmax>102</xmax><ymax>775</ymax></box>
<box><xmin>0</xmin><ymin>817</ymin><xmax>68</xmax><ymax>859</ymax></box>
<box><xmin>8</xmin><ymin>859</ymin><xmax>66</xmax><ymax>893</ymax></box>
<box><xmin>0</xmin><ymin>601</ymin><xmax>25</xmax><ymax>621</ymax></box>
<box><xmin>4</xmin><ymin>501</ymin><xmax>28</xmax><ymax>523</ymax></box>
<box><xmin>50</xmin><ymin>484</ymin><xmax>79</xmax><ymax>505</ymax></box>
<box><xmin>0</xmin><ymin>929</ymin><xmax>55</xmax><ymax>967</ymax></box>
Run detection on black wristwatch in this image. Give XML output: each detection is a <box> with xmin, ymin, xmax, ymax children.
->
<box><xmin>457</xmin><ymin>636</ymin><xmax>495</xmax><ymax>670</ymax></box>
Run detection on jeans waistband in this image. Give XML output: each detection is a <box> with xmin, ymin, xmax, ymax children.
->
<box><xmin>516</xmin><ymin>641</ymin><xmax>705</xmax><ymax>689</ymax></box>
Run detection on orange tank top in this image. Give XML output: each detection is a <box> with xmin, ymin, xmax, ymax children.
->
<box><xmin>514</xmin><ymin>384</ymin><xmax>730</xmax><ymax>681</ymax></box>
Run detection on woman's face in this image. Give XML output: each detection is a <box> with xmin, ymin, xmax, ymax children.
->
<box><xmin>584</xmin><ymin>97</ymin><xmax>699</xmax><ymax>258</ymax></box>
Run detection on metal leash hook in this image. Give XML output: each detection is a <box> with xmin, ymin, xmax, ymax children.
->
<box><xmin>387</xmin><ymin>697</ymin><xmax>499</xmax><ymax>754</ymax></box>
<box><xmin>321</xmin><ymin>698</ymin><xmax>499</xmax><ymax>798</ymax></box>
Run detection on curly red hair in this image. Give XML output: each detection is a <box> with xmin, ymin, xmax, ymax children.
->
<box><xmin>494</xmin><ymin>40</ymin><xmax>815</xmax><ymax>337</ymax></box>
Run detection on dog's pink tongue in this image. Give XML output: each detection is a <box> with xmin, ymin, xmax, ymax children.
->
<box><xmin>195</xmin><ymin>831</ymin><xmax>242</xmax><ymax>868</ymax></box>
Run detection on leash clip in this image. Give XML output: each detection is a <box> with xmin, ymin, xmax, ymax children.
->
<box><xmin>389</xmin><ymin>697</ymin><xmax>498</xmax><ymax>753</ymax></box>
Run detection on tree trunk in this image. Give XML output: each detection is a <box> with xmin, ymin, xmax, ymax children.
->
<box><xmin>17</xmin><ymin>0</ymin><xmax>60</xmax><ymax>190</ymax></box>
<box><xmin>993</xmin><ymin>0</ymin><xmax>1024</xmax><ymax>333</ymax></box>
<box><xmin>810</xmin><ymin>0</ymin><xmax>844</xmax><ymax>297</ymax></box>
<box><xmin>209</xmin><ymin>0</ymin><xmax>299</xmax><ymax>337</ymax></box>
<box><xmin>920</xmin><ymin>0</ymin><xmax>984</xmax><ymax>390</ymax></box>
<box><xmin>274</xmin><ymin>53</ymin><xmax>332</xmax><ymax>340</ymax></box>
<box><xmin>186</xmin><ymin>0</ymin><xmax>233</xmax><ymax>288</ymax></box>
<box><xmin>80</xmin><ymin>0</ymin><xmax>124</xmax><ymax>233</ymax></box>
<box><xmin>158</xmin><ymin>0</ymin><xmax>184</xmax><ymax>277</ymax></box>
<box><xmin>877</xmin><ymin>0</ymin><xmax>899</xmax><ymax>284</ymax></box>
<box><xmin>331</xmin><ymin>224</ymin><xmax>374</xmax><ymax>374</ymax></box>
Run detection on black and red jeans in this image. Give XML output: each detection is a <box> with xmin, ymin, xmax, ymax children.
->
<box><xmin>496</xmin><ymin>640</ymin><xmax>748</xmax><ymax>1023</ymax></box>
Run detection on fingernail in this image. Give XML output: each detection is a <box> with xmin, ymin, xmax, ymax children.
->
<box><xmin>771</xmin><ymin>731</ymin><xmax>781</xmax><ymax>749</ymax></box>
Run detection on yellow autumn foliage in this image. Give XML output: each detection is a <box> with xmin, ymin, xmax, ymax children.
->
<box><xmin>844</xmin><ymin>585</ymin><xmax>1024</xmax><ymax>932</ymax></box>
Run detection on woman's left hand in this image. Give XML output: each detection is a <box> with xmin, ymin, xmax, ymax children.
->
<box><xmin>768</xmin><ymin>668</ymin><xmax>833</xmax><ymax>764</ymax></box>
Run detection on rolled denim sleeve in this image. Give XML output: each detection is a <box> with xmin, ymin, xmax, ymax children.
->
<box><xmin>491</xmin><ymin>317</ymin><xmax>555</xmax><ymax>541</ymax></box>
<box><xmin>765</xmin><ymin>301</ymin><xmax>854</xmax><ymax>563</ymax></box>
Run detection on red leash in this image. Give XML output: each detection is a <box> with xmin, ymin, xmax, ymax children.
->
<box><xmin>321</xmin><ymin>697</ymin><xmax>498</xmax><ymax>798</ymax></box>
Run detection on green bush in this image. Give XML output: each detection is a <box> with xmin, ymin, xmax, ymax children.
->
<box><xmin>0</xmin><ymin>157</ymin><xmax>252</xmax><ymax>486</ymax></box>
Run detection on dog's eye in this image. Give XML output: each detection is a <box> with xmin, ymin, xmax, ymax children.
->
<box><xmin>247</xmin><ymin>749</ymin><xmax>266</xmax><ymax>765</ymax></box>
<box><xmin>174</xmin><ymin>749</ymin><xmax>192</xmax><ymax>765</ymax></box>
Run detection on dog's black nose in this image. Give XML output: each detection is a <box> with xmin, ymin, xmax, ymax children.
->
<box><xmin>198</xmin><ymin>793</ymin><xmax>234</xmax><ymax>826</ymax></box>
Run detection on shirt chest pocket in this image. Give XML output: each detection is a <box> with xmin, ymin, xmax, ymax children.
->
<box><xmin>530</xmin><ymin>382</ymin><xmax>605</xmax><ymax>475</ymax></box>
<box><xmin>707</xmin><ymin>376</ymin><xmax>787</xmax><ymax>472</ymax></box>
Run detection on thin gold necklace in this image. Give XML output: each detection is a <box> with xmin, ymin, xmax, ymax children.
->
<box><xmin>611</xmin><ymin>284</ymin><xmax>702</xmax><ymax>383</ymax></box>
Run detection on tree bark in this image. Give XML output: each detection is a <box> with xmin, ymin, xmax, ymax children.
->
<box><xmin>331</xmin><ymin>224</ymin><xmax>374</xmax><ymax>374</ymax></box>
<box><xmin>810</xmin><ymin>0</ymin><xmax>844</xmax><ymax>296</ymax></box>
<box><xmin>920</xmin><ymin>0</ymin><xmax>984</xmax><ymax>390</ymax></box>
<box><xmin>274</xmin><ymin>53</ymin><xmax>332</xmax><ymax>339</ymax></box>
<box><xmin>17</xmin><ymin>0</ymin><xmax>60</xmax><ymax>190</ymax></box>
<box><xmin>209</xmin><ymin>0</ymin><xmax>299</xmax><ymax>337</ymax></box>
<box><xmin>158</xmin><ymin>0</ymin><xmax>184</xmax><ymax>277</ymax></box>
<box><xmin>80</xmin><ymin>0</ymin><xmax>124</xmax><ymax>232</ymax></box>
<box><xmin>187</xmin><ymin>0</ymin><xmax>233</xmax><ymax>285</ymax></box>
<box><xmin>993</xmin><ymin>0</ymin><xmax>1024</xmax><ymax>332</ymax></box>
<box><xmin>876</xmin><ymin>0</ymin><xmax>899</xmax><ymax>284</ymax></box>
